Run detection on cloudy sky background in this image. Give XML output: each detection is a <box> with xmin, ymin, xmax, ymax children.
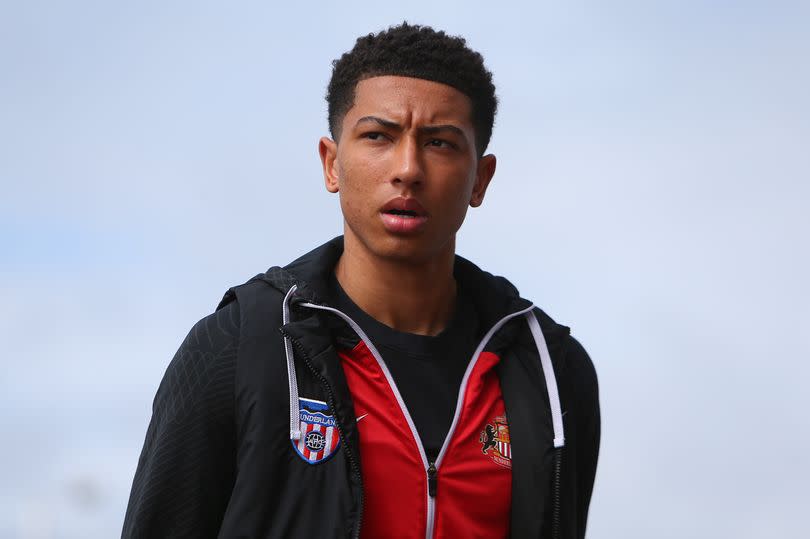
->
<box><xmin>1</xmin><ymin>1</ymin><xmax>808</xmax><ymax>537</ymax></box>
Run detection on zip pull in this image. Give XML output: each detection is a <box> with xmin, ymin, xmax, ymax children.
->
<box><xmin>427</xmin><ymin>461</ymin><xmax>438</xmax><ymax>497</ymax></box>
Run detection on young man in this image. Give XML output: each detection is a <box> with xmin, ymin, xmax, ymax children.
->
<box><xmin>123</xmin><ymin>23</ymin><xmax>600</xmax><ymax>539</ymax></box>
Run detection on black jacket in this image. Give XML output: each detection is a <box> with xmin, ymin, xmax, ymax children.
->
<box><xmin>122</xmin><ymin>237</ymin><xmax>600</xmax><ymax>538</ymax></box>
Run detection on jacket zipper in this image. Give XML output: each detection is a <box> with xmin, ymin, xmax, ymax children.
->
<box><xmin>428</xmin><ymin>305</ymin><xmax>536</xmax><ymax>539</ymax></box>
<box><xmin>426</xmin><ymin>460</ymin><xmax>437</xmax><ymax>537</ymax></box>
<box><xmin>552</xmin><ymin>447</ymin><xmax>562</xmax><ymax>539</ymax></box>
<box><xmin>301</xmin><ymin>301</ymin><xmax>536</xmax><ymax>539</ymax></box>
<box><xmin>281</xmin><ymin>330</ymin><xmax>364</xmax><ymax>539</ymax></box>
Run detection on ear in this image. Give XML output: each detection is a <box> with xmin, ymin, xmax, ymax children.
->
<box><xmin>319</xmin><ymin>137</ymin><xmax>340</xmax><ymax>193</ymax></box>
<box><xmin>469</xmin><ymin>154</ymin><xmax>496</xmax><ymax>207</ymax></box>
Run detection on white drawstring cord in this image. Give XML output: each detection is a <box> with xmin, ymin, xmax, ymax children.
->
<box><xmin>526</xmin><ymin>311</ymin><xmax>565</xmax><ymax>448</ymax></box>
<box><xmin>285</xmin><ymin>286</ymin><xmax>563</xmax><ymax>451</ymax></box>
<box><xmin>283</xmin><ymin>284</ymin><xmax>301</xmax><ymax>441</ymax></box>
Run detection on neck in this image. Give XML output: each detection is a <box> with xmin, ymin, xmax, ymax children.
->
<box><xmin>335</xmin><ymin>234</ymin><xmax>457</xmax><ymax>336</ymax></box>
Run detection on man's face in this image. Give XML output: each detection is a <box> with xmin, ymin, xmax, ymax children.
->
<box><xmin>319</xmin><ymin>75</ymin><xmax>496</xmax><ymax>265</ymax></box>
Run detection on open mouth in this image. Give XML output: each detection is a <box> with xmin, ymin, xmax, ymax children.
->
<box><xmin>384</xmin><ymin>209</ymin><xmax>419</xmax><ymax>218</ymax></box>
<box><xmin>380</xmin><ymin>197</ymin><xmax>429</xmax><ymax>233</ymax></box>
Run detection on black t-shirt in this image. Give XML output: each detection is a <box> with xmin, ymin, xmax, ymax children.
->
<box><xmin>326</xmin><ymin>274</ymin><xmax>480</xmax><ymax>462</ymax></box>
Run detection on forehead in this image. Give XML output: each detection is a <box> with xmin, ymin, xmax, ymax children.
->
<box><xmin>346</xmin><ymin>75</ymin><xmax>473</xmax><ymax>127</ymax></box>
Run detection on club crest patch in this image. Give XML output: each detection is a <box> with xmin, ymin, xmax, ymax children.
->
<box><xmin>479</xmin><ymin>415</ymin><xmax>512</xmax><ymax>469</ymax></box>
<box><xmin>292</xmin><ymin>397</ymin><xmax>341</xmax><ymax>464</ymax></box>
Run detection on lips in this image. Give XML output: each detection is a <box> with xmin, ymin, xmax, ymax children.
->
<box><xmin>380</xmin><ymin>197</ymin><xmax>429</xmax><ymax>234</ymax></box>
<box><xmin>381</xmin><ymin>197</ymin><xmax>427</xmax><ymax>216</ymax></box>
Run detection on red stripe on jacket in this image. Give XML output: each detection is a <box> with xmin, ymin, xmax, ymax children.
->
<box><xmin>339</xmin><ymin>343</ymin><xmax>511</xmax><ymax>539</ymax></box>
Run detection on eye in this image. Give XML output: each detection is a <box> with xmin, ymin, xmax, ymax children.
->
<box><xmin>362</xmin><ymin>132</ymin><xmax>386</xmax><ymax>141</ymax></box>
<box><xmin>427</xmin><ymin>138</ymin><xmax>456</xmax><ymax>149</ymax></box>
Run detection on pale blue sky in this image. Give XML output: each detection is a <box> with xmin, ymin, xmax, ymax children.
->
<box><xmin>2</xmin><ymin>1</ymin><xmax>808</xmax><ymax>537</ymax></box>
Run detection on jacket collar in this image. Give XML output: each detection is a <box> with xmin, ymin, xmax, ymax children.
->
<box><xmin>260</xmin><ymin>235</ymin><xmax>536</xmax><ymax>330</ymax></box>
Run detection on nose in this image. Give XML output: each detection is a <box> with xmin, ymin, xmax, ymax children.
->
<box><xmin>390</xmin><ymin>136</ymin><xmax>425</xmax><ymax>188</ymax></box>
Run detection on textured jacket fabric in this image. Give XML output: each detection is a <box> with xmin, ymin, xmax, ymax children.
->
<box><xmin>122</xmin><ymin>237</ymin><xmax>600</xmax><ymax>538</ymax></box>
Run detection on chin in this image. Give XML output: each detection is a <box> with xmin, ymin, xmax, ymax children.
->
<box><xmin>371</xmin><ymin>234</ymin><xmax>454</xmax><ymax>265</ymax></box>
<box><xmin>344</xmin><ymin>219</ymin><xmax>456</xmax><ymax>264</ymax></box>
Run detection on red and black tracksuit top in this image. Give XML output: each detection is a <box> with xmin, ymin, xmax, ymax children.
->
<box><xmin>122</xmin><ymin>237</ymin><xmax>601</xmax><ymax>539</ymax></box>
<box><xmin>341</xmin><ymin>341</ymin><xmax>512</xmax><ymax>538</ymax></box>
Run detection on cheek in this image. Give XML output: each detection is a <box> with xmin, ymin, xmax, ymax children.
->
<box><xmin>441</xmin><ymin>173</ymin><xmax>477</xmax><ymax>227</ymax></box>
<box><xmin>448</xmin><ymin>201</ymin><xmax>471</xmax><ymax>230</ymax></box>
<box><xmin>444</xmin><ymin>170</ymin><xmax>477</xmax><ymax>205</ymax></box>
<box><xmin>337</xmin><ymin>160</ymin><xmax>377</xmax><ymax>217</ymax></box>
<box><xmin>337</xmin><ymin>143</ymin><xmax>390</xmax><ymax>188</ymax></box>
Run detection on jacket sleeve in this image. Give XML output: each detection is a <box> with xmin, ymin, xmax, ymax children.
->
<box><xmin>564</xmin><ymin>336</ymin><xmax>601</xmax><ymax>539</ymax></box>
<box><xmin>121</xmin><ymin>301</ymin><xmax>240</xmax><ymax>539</ymax></box>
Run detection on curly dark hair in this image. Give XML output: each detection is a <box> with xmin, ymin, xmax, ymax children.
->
<box><xmin>327</xmin><ymin>22</ymin><xmax>498</xmax><ymax>156</ymax></box>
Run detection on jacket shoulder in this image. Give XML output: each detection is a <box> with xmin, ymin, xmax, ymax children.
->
<box><xmin>529</xmin><ymin>307</ymin><xmax>595</xmax><ymax>381</ymax></box>
<box><xmin>123</xmin><ymin>300</ymin><xmax>241</xmax><ymax>537</ymax></box>
<box><xmin>216</xmin><ymin>273</ymin><xmax>287</xmax><ymax>340</ymax></box>
<box><xmin>562</xmin><ymin>336</ymin><xmax>598</xmax><ymax>398</ymax></box>
<box><xmin>152</xmin><ymin>299</ymin><xmax>240</xmax><ymax>433</ymax></box>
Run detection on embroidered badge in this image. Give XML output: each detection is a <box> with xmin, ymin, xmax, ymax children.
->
<box><xmin>479</xmin><ymin>415</ymin><xmax>512</xmax><ymax>469</ymax></box>
<box><xmin>292</xmin><ymin>397</ymin><xmax>341</xmax><ymax>464</ymax></box>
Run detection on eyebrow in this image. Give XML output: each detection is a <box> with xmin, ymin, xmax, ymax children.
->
<box><xmin>356</xmin><ymin>116</ymin><xmax>399</xmax><ymax>130</ymax></box>
<box><xmin>355</xmin><ymin>116</ymin><xmax>465</xmax><ymax>137</ymax></box>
